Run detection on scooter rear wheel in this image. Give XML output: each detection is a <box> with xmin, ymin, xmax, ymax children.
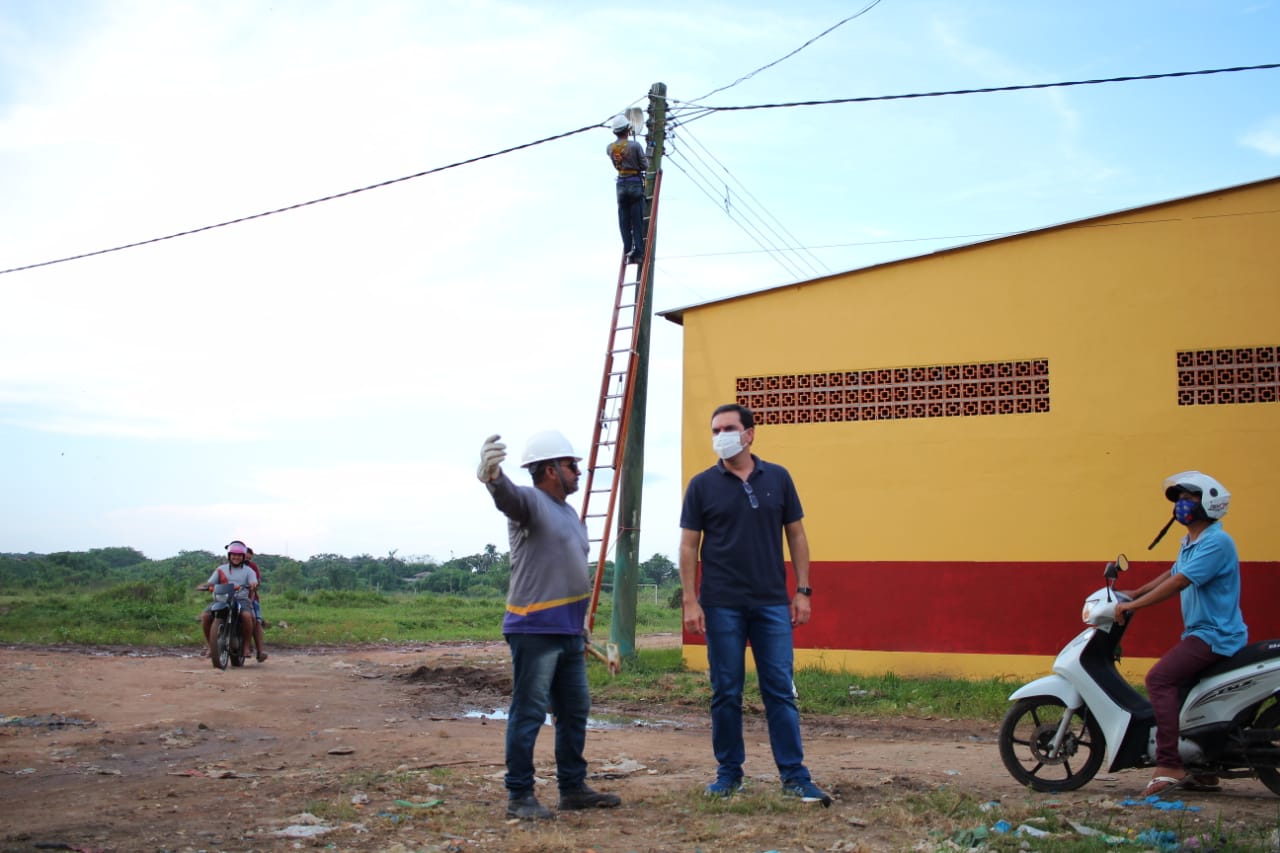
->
<box><xmin>1255</xmin><ymin>702</ymin><xmax>1280</xmax><ymax>797</ymax></box>
<box><xmin>999</xmin><ymin>696</ymin><xmax>1105</xmax><ymax>792</ymax></box>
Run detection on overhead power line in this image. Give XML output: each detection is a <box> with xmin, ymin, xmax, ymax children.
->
<box><xmin>673</xmin><ymin>62</ymin><xmax>1280</xmax><ymax>117</ymax></box>
<box><xmin>666</xmin><ymin>127</ymin><xmax>828</xmax><ymax>280</ymax></box>
<box><xmin>6</xmin><ymin>62</ymin><xmax>1276</xmax><ymax>278</ymax></box>
<box><xmin>0</xmin><ymin>122</ymin><xmax>603</xmax><ymax>277</ymax></box>
<box><xmin>659</xmin><ymin>205</ymin><xmax>1280</xmax><ymax>260</ymax></box>
<box><xmin>688</xmin><ymin>1</ymin><xmax>883</xmax><ymax>104</ymax></box>
<box><xmin>675</xmin><ymin>123</ymin><xmax>831</xmax><ymax>276</ymax></box>
<box><xmin>666</xmin><ymin>151</ymin><xmax>810</xmax><ymax>282</ymax></box>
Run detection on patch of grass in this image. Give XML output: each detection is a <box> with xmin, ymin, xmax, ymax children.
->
<box><xmin>588</xmin><ymin>647</ymin><xmax>709</xmax><ymax>706</ymax></box>
<box><xmin>302</xmin><ymin>798</ymin><xmax>359</xmax><ymax>821</ymax></box>
<box><xmin>884</xmin><ymin>793</ymin><xmax>1280</xmax><ymax>852</ymax></box>
<box><xmin>589</xmin><ymin>648</ymin><xmax>1017</xmax><ymax>720</ymax></box>
<box><xmin>0</xmin><ymin>588</ymin><xmax>516</xmax><ymax>646</ymax></box>
<box><xmin>830</xmin><ymin>670</ymin><xmax>1015</xmax><ymax>719</ymax></box>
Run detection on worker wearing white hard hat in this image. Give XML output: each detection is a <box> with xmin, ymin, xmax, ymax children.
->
<box><xmin>476</xmin><ymin>432</ymin><xmax>621</xmax><ymax>820</ymax></box>
<box><xmin>605</xmin><ymin>113</ymin><xmax>648</xmax><ymax>267</ymax></box>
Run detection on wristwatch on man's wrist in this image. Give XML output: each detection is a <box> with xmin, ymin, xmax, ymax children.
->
<box><xmin>795</xmin><ymin>586</ymin><xmax>812</xmax><ymax>596</ymax></box>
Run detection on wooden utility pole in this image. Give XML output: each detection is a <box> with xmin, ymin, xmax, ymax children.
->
<box><xmin>610</xmin><ymin>82</ymin><xmax>666</xmax><ymax>660</ymax></box>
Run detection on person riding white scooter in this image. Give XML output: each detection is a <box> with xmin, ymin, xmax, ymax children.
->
<box><xmin>1114</xmin><ymin>471</ymin><xmax>1247</xmax><ymax>797</ymax></box>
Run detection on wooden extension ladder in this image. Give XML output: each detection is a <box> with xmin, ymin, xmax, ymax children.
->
<box><xmin>578</xmin><ymin>170</ymin><xmax>663</xmax><ymax>671</ymax></box>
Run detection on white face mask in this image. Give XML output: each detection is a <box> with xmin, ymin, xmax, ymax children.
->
<box><xmin>712</xmin><ymin>430</ymin><xmax>744</xmax><ymax>460</ymax></box>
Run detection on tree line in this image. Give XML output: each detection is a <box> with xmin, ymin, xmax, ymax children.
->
<box><xmin>0</xmin><ymin>545</ymin><xmax>680</xmax><ymax>599</ymax></box>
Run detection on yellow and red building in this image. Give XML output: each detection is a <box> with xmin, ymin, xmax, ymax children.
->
<box><xmin>662</xmin><ymin>176</ymin><xmax>1280</xmax><ymax>681</ymax></box>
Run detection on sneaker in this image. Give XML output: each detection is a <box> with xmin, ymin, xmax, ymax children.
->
<box><xmin>506</xmin><ymin>792</ymin><xmax>555</xmax><ymax>820</ymax></box>
<box><xmin>558</xmin><ymin>784</ymin><xmax>621</xmax><ymax>810</ymax></box>
<box><xmin>782</xmin><ymin>781</ymin><xmax>832</xmax><ymax>807</ymax></box>
<box><xmin>704</xmin><ymin>778</ymin><xmax>745</xmax><ymax>798</ymax></box>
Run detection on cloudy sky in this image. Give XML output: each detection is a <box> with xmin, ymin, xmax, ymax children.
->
<box><xmin>2</xmin><ymin>0</ymin><xmax>1277</xmax><ymax>563</ymax></box>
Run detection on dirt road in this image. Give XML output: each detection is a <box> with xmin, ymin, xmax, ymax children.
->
<box><xmin>1</xmin><ymin>642</ymin><xmax>1274</xmax><ymax>852</ymax></box>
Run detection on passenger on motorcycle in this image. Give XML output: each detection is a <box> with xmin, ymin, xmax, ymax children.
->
<box><xmin>1114</xmin><ymin>471</ymin><xmax>1248</xmax><ymax>796</ymax></box>
<box><xmin>198</xmin><ymin>542</ymin><xmax>264</xmax><ymax>662</ymax></box>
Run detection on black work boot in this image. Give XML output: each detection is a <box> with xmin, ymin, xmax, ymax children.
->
<box><xmin>558</xmin><ymin>784</ymin><xmax>622</xmax><ymax>810</ymax></box>
<box><xmin>506</xmin><ymin>791</ymin><xmax>554</xmax><ymax>820</ymax></box>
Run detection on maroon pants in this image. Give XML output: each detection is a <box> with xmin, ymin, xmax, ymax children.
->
<box><xmin>1145</xmin><ymin>635</ymin><xmax>1224</xmax><ymax>769</ymax></box>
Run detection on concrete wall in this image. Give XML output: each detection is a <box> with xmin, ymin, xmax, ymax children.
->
<box><xmin>672</xmin><ymin>178</ymin><xmax>1280</xmax><ymax>679</ymax></box>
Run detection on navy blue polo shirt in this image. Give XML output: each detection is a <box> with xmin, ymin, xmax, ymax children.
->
<box><xmin>679</xmin><ymin>456</ymin><xmax>804</xmax><ymax>608</ymax></box>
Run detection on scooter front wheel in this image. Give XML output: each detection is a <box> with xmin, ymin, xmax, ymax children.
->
<box><xmin>999</xmin><ymin>696</ymin><xmax>1105</xmax><ymax>792</ymax></box>
<box><xmin>214</xmin><ymin>620</ymin><xmax>232</xmax><ymax>671</ymax></box>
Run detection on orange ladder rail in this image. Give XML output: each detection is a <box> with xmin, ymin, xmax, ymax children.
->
<box><xmin>579</xmin><ymin>170</ymin><xmax>663</xmax><ymax>669</ymax></box>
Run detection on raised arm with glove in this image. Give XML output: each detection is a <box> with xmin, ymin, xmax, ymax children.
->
<box><xmin>477</xmin><ymin>434</ymin><xmax>507</xmax><ymax>483</ymax></box>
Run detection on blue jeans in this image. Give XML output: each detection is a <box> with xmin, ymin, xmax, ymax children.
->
<box><xmin>504</xmin><ymin>633</ymin><xmax>590</xmax><ymax>796</ymax></box>
<box><xmin>616</xmin><ymin>179</ymin><xmax>645</xmax><ymax>258</ymax></box>
<box><xmin>704</xmin><ymin>604</ymin><xmax>810</xmax><ymax>786</ymax></box>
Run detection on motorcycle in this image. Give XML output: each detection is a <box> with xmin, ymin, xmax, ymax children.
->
<box><xmin>207</xmin><ymin>583</ymin><xmax>248</xmax><ymax>670</ymax></box>
<box><xmin>998</xmin><ymin>555</ymin><xmax>1280</xmax><ymax>795</ymax></box>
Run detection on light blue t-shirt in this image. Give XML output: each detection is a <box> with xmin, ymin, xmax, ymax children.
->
<box><xmin>1173</xmin><ymin>522</ymin><xmax>1248</xmax><ymax>656</ymax></box>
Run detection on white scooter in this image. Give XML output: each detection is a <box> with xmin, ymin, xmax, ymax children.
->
<box><xmin>998</xmin><ymin>555</ymin><xmax>1280</xmax><ymax>794</ymax></box>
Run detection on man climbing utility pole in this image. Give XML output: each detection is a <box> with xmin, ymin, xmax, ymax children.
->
<box><xmin>611</xmin><ymin>82</ymin><xmax>666</xmax><ymax>660</ymax></box>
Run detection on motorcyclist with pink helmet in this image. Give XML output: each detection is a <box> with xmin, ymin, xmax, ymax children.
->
<box><xmin>197</xmin><ymin>542</ymin><xmax>264</xmax><ymax>662</ymax></box>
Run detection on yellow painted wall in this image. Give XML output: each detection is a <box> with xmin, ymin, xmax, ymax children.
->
<box><xmin>676</xmin><ymin>180</ymin><xmax>1280</xmax><ymax>564</ymax></box>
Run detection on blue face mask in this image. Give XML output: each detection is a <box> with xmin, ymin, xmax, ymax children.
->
<box><xmin>1174</xmin><ymin>498</ymin><xmax>1200</xmax><ymax>525</ymax></box>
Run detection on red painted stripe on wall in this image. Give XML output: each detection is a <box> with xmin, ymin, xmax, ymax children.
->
<box><xmin>683</xmin><ymin>561</ymin><xmax>1280</xmax><ymax>659</ymax></box>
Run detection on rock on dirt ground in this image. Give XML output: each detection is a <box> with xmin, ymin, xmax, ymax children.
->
<box><xmin>1</xmin><ymin>642</ymin><xmax>1276</xmax><ymax>852</ymax></box>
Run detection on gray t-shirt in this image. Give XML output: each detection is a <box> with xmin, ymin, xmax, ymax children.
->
<box><xmin>206</xmin><ymin>563</ymin><xmax>257</xmax><ymax>599</ymax></box>
<box><xmin>487</xmin><ymin>472</ymin><xmax>590</xmax><ymax>635</ymax></box>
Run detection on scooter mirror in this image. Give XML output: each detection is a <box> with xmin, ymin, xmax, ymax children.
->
<box><xmin>1103</xmin><ymin>553</ymin><xmax>1129</xmax><ymax>581</ymax></box>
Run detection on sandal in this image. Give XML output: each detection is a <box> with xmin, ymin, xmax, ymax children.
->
<box><xmin>257</xmin><ymin>652</ymin><xmax>268</xmax><ymax>663</ymax></box>
<box><xmin>1142</xmin><ymin>775</ymin><xmax>1187</xmax><ymax>797</ymax></box>
<box><xmin>1183</xmin><ymin>774</ymin><xmax>1222</xmax><ymax>792</ymax></box>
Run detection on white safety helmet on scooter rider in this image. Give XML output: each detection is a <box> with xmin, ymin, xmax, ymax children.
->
<box><xmin>521</xmin><ymin>430</ymin><xmax>582</xmax><ymax>469</ymax></box>
<box><xmin>609</xmin><ymin>114</ymin><xmax>630</xmax><ymax>134</ymax></box>
<box><xmin>1163</xmin><ymin>470</ymin><xmax>1231</xmax><ymax>519</ymax></box>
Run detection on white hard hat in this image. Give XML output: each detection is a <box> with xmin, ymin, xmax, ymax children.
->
<box><xmin>1163</xmin><ymin>470</ymin><xmax>1231</xmax><ymax>519</ymax></box>
<box><xmin>521</xmin><ymin>430</ymin><xmax>582</xmax><ymax>468</ymax></box>
<box><xmin>609</xmin><ymin>114</ymin><xmax>630</xmax><ymax>133</ymax></box>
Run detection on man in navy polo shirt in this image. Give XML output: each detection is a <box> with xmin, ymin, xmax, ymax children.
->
<box><xmin>678</xmin><ymin>403</ymin><xmax>831</xmax><ymax>806</ymax></box>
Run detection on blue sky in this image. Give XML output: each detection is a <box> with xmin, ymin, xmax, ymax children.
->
<box><xmin>1</xmin><ymin>0</ymin><xmax>1277</xmax><ymax>563</ymax></box>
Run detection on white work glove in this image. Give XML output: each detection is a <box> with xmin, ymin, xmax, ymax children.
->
<box><xmin>477</xmin><ymin>434</ymin><xmax>506</xmax><ymax>483</ymax></box>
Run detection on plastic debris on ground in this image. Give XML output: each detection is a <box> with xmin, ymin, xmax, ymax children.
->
<box><xmin>950</xmin><ymin>825</ymin><xmax>988</xmax><ymax>847</ymax></box>
<box><xmin>1014</xmin><ymin>823</ymin><xmax>1050</xmax><ymax>838</ymax></box>
<box><xmin>1134</xmin><ymin>828</ymin><xmax>1179</xmax><ymax>851</ymax></box>
<box><xmin>272</xmin><ymin>823</ymin><xmax>335</xmax><ymax>839</ymax></box>
<box><xmin>1119</xmin><ymin>794</ymin><xmax>1200</xmax><ymax>812</ymax></box>
<box><xmin>1067</xmin><ymin>819</ymin><xmax>1128</xmax><ymax>845</ymax></box>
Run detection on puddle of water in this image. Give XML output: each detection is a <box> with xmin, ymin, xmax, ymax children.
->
<box><xmin>464</xmin><ymin>709</ymin><xmax>516</xmax><ymax>722</ymax></box>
